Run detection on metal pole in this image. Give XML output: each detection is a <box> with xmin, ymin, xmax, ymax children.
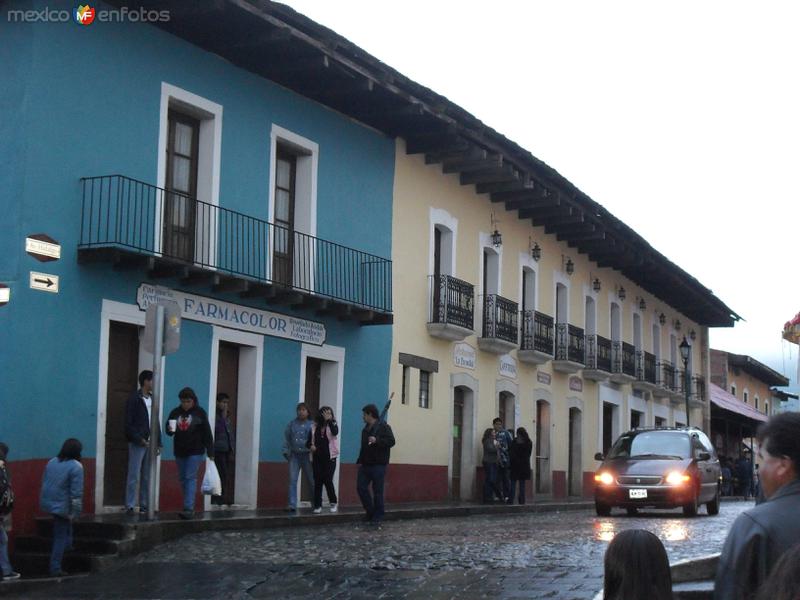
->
<box><xmin>147</xmin><ymin>304</ymin><xmax>164</xmax><ymax>521</ymax></box>
<box><xmin>684</xmin><ymin>357</ymin><xmax>691</xmax><ymax>428</ymax></box>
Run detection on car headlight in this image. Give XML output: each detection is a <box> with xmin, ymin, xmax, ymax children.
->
<box><xmin>594</xmin><ymin>471</ymin><xmax>615</xmax><ymax>485</ymax></box>
<box><xmin>665</xmin><ymin>471</ymin><xmax>691</xmax><ymax>485</ymax></box>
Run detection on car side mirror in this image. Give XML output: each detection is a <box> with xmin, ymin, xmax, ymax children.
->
<box><xmin>697</xmin><ymin>452</ymin><xmax>711</xmax><ymax>461</ymax></box>
<box><xmin>594</xmin><ymin>452</ymin><xmax>605</xmax><ymax>461</ymax></box>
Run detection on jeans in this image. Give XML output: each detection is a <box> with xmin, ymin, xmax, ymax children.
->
<box><xmin>312</xmin><ymin>457</ymin><xmax>338</xmax><ymax>508</ymax></box>
<box><xmin>499</xmin><ymin>465</ymin><xmax>511</xmax><ymax>499</ymax></box>
<box><xmin>482</xmin><ymin>462</ymin><xmax>503</xmax><ymax>502</ymax></box>
<box><xmin>125</xmin><ymin>442</ymin><xmax>151</xmax><ymax>510</ymax></box>
<box><xmin>49</xmin><ymin>515</ymin><xmax>72</xmax><ymax>575</ymax></box>
<box><xmin>509</xmin><ymin>479</ymin><xmax>526</xmax><ymax>504</ymax></box>
<box><xmin>357</xmin><ymin>464</ymin><xmax>387</xmax><ymax>521</ymax></box>
<box><xmin>0</xmin><ymin>524</ymin><xmax>12</xmax><ymax>576</ymax></box>
<box><xmin>175</xmin><ymin>454</ymin><xmax>204</xmax><ymax>511</ymax></box>
<box><xmin>287</xmin><ymin>452</ymin><xmax>314</xmax><ymax>508</ymax></box>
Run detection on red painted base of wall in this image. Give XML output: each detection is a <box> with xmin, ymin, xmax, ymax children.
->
<box><xmin>552</xmin><ymin>471</ymin><xmax>567</xmax><ymax>498</ymax></box>
<box><xmin>583</xmin><ymin>472</ymin><xmax>596</xmax><ymax>499</ymax></box>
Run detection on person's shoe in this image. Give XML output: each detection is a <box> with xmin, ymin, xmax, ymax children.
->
<box><xmin>139</xmin><ymin>507</ymin><xmax>148</xmax><ymax>513</ymax></box>
<box><xmin>49</xmin><ymin>570</ymin><xmax>69</xmax><ymax>578</ymax></box>
<box><xmin>125</xmin><ymin>507</ymin><xmax>134</xmax><ymax>514</ymax></box>
<box><xmin>178</xmin><ymin>510</ymin><xmax>194</xmax><ymax>520</ymax></box>
<box><xmin>329</xmin><ymin>504</ymin><xmax>338</xmax><ymax>513</ymax></box>
<box><xmin>284</xmin><ymin>506</ymin><xmax>296</xmax><ymax>512</ymax></box>
<box><xmin>2</xmin><ymin>572</ymin><xmax>20</xmax><ymax>581</ymax></box>
<box><xmin>312</xmin><ymin>507</ymin><xmax>322</xmax><ymax>514</ymax></box>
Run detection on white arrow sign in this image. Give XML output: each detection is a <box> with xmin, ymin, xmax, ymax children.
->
<box><xmin>29</xmin><ymin>271</ymin><xmax>59</xmax><ymax>293</ymax></box>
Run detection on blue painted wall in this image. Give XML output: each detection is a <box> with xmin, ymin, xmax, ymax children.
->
<box><xmin>0</xmin><ymin>0</ymin><xmax>394</xmax><ymax>464</ymax></box>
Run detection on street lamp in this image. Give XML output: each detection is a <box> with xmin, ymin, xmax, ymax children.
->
<box><xmin>679</xmin><ymin>336</ymin><xmax>691</xmax><ymax>427</ymax></box>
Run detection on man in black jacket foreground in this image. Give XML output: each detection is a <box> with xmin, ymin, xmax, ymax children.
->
<box><xmin>356</xmin><ymin>404</ymin><xmax>395</xmax><ymax>526</ymax></box>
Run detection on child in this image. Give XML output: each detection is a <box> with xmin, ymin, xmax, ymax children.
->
<box><xmin>0</xmin><ymin>442</ymin><xmax>19</xmax><ymax>581</ymax></box>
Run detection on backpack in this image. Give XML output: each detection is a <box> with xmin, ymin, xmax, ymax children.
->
<box><xmin>0</xmin><ymin>465</ymin><xmax>14</xmax><ymax>515</ymax></box>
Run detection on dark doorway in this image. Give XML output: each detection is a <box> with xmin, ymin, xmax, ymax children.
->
<box><xmin>104</xmin><ymin>322</ymin><xmax>140</xmax><ymax>506</ymax></box>
<box><xmin>216</xmin><ymin>342</ymin><xmax>240</xmax><ymax>505</ymax></box>
<box><xmin>602</xmin><ymin>403</ymin><xmax>615</xmax><ymax>453</ymax></box>
<box><xmin>630</xmin><ymin>410</ymin><xmax>643</xmax><ymax>430</ymax></box>
<box><xmin>301</xmin><ymin>357</ymin><xmax>322</xmax><ymax>502</ymax></box>
<box><xmin>536</xmin><ymin>400</ymin><xmax>551</xmax><ymax>494</ymax></box>
<box><xmin>568</xmin><ymin>407</ymin><xmax>582</xmax><ymax>497</ymax></box>
<box><xmin>451</xmin><ymin>388</ymin><xmax>464</xmax><ymax>500</ymax></box>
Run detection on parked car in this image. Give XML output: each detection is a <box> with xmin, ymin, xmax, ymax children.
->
<box><xmin>593</xmin><ymin>427</ymin><xmax>721</xmax><ymax>517</ymax></box>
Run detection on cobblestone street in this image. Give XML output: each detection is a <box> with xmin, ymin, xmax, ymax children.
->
<box><xmin>12</xmin><ymin>502</ymin><xmax>749</xmax><ymax>599</ymax></box>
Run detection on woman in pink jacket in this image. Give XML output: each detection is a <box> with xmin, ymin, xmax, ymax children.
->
<box><xmin>308</xmin><ymin>406</ymin><xmax>339</xmax><ymax>514</ymax></box>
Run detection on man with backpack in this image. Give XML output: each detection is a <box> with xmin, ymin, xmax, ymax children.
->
<box><xmin>0</xmin><ymin>442</ymin><xmax>20</xmax><ymax>581</ymax></box>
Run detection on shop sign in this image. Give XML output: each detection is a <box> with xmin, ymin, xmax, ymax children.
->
<box><xmin>537</xmin><ymin>371</ymin><xmax>551</xmax><ymax>385</ymax></box>
<box><xmin>569</xmin><ymin>376</ymin><xmax>583</xmax><ymax>392</ymax></box>
<box><xmin>453</xmin><ymin>342</ymin><xmax>476</xmax><ymax>370</ymax></box>
<box><xmin>499</xmin><ymin>354</ymin><xmax>517</xmax><ymax>379</ymax></box>
<box><xmin>136</xmin><ymin>284</ymin><xmax>326</xmax><ymax>345</ymax></box>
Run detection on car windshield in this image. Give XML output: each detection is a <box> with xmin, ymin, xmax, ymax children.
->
<box><xmin>606</xmin><ymin>432</ymin><xmax>690</xmax><ymax>460</ymax></box>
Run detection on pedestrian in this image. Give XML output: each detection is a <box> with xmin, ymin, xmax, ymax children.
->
<box><xmin>721</xmin><ymin>457</ymin><xmax>733</xmax><ymax>497</ymax></box>
<box><xmin>212</xmin><ymin>392</ymin><xmax>234</xmax><ymax>507</ymax></box>
<box><xmin>165</xmin><ymin>387</ymin><xmax>214</xmax><ymax>519</ymax></box>
<box><xmin>124</xmin><ymin>369</ymin><xmax>160</xmax><ymax>514</ymax></box>
<box><xmin>602</xmin><ymin>529</ymin><xmax>673</xmax><ymax>600</ymax></box>
<box><xmin>308</xmin><ymin>405</ymin><xmax>339</xmax><ymax>514</ymax></box>
<box><xmin>714</xmin><ymin>413</ymin><xmax>800</xmax><ymax>600</ymax></box>
<box><xmin>481</xmin><ymin>428</ymin><xmax>503</xmax><ymax>503</ymax></box>
<box><xmin>509</xmin><ymin>427</ymin><xmax>533</xmax><ymax>505</ymax></box>
<box><xmin>0</xmin><ymin>443</ymin><xmax>19</xmax><ymax>581</ymax></box>
<box><xmin>39</xmin><ymin>438</ymin><xmax>84</xmax><ymax>577</ymax></box>
<box><xmin>754</xmin><ymin>542</ymin><xmax>800</xmax><ymax>600</ymax></box>
<box><xmin>493</xmin><ymin>418</ymin><xmax>512</xmax><ymax>502</ymax></box>
<box><xmin>356</xmin><ymin>403</ymin><xmax>395</xmax><ymax>526</ymax></box>
<box><xmin>281</xmin><ymin>403</ymin><xmax>314</xmax><ymax>512</ymax></box>
<box><xmin>735</xmin><ymin>453</ymin><xmax>754</xmax><ymax>498</ymax></box>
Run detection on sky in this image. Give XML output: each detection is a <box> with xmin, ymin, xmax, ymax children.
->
<box><xmin>281</xmin><ymin>0</ymin><xmax>800</xmax><ymax>391</ymax></box>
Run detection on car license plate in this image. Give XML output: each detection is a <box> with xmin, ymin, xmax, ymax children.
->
<box><xmin>629</xmin><ymin>489</ymin><xmax>647</xmax><ymax>499</ymax></box>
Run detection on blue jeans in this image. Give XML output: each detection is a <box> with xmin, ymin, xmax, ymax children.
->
<box><xmin>175</xmin><ymin>455</ymin><xmax>204</xmax><ymax>511</ymax></box>
<box><xmin>357</xmin><ymin>464</ymin><xmax>387</xmax><ymax>521</ymax></box>
<box><xmin>50</xmin><ymin>515</ymin><xmax>72</xmax><ymax>575</ymax></box>
<box><xmin>0</xmin><ymin>523</ymin><xmax>12</xmax><ymax>576</ymax></box>
<box><xmin>287</xmin><ymin>452</ymin><xmax>314</xmax><ymax>508</ymax></box>
<box><xmin>125</xmin><ymin>442</ymin><xmax>151</xmax><ymax>510</ymax></box>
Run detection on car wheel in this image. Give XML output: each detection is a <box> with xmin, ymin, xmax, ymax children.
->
<box><xmin>683</xmin><ymin>491</ymin><xmax>699</xmax><ymax>517</ymax></box>
<box><xmin>626</xmin><ymin>507</ymin><xmax>638</xmax><ymax>516</ymax></box>
<box><xmin>707</xmin><ymin>487</ymin><xmax>720</xmax><ymax>516</ymax></box>
<box><xmin>595</xmin><ymin>500</ymin><xmax>611</xmax><ymax>517</ymax></box>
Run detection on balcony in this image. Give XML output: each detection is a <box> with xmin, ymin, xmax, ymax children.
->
<box><xmin>553</xmin><ymin>323</ymin><xmax>585</xmax><ymax>373</ymax></box>
<box><xmin>518</xmin><ymin>310</ymin><xmax>554</xmax><ymax>365</ymax></box>
<box><xmin>478</xmin><ymin>294</ymin><xmax>518</xmax><ymax>354</ymax></box>
<box><xmin>583</xmin><ymin>334</ymin><xmax>611</xmax><ymax>381</ymax></box>
<box><xmin>690</xmin><ymin>375</ymin><xmax>706</xmax><ymax>408</ymax></box>
<box><xmin>654</xmin><ymin>360</ymin><xmax>675</xmax><ymax>398</ymax></box>
<box><xmin>610</xmin><ymin>341</ymin><xmax>636</xmax><ymax>384</ymax></box>
<box><xmin>77</xmin><ymin>175</ymin><xmax>392</xmax><ymax>324</ymax></box>
<box><xmin>427</xmin><ymin>275</ymin><xmax>474</xmax><ymax>341</ymax></box>
<box><xmin>670</xmin><ymin>368</ymin><xmax>687</xmax><ymax>404</ymax></box>
<box><xmin>633</xmin><ymin>350</ymin><xmax>658</xmax><ymax>392</ymax></box>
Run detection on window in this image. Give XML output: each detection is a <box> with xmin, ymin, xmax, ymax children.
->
<box><xmin>419</xmin><ymin>370</ymin><xmax>431</xmax><ymax>408</ymax></box>
<box><xmin>744</xmin><ymin>391</ymin><xmax>749</xmax><ymax>404</ymax></box>
<box><xmin>164</xmin><ymin>110</ymin><xmax>200</xmax><ymax>262</ymax></box>
<box><xmin>765</xmin><ymin>401</ymin><xmax>769</xmax><ymax>415</ymax></box>
<box><xmin>654</xmin><ymin>416</ymin><xmax>666</xmax><ymax>427</ymax></box>
<box><xmin>401</xmin><ymin>366</ymin><xmax>410</xmax><ymax>405</ymax></box>
<box><xmin>731</xmin><ymin>385</ymin><xmax>737</xmax><ymax>397</ymax></box>
<box><xmin>755</xmin><ymin>396</ymin><xmax>759</xmax><ymax>411</ymax></box>
<box><xmin>273</xmin><ymin>146</ymin><xmax>296</xmax><ymax>286</ymax></box>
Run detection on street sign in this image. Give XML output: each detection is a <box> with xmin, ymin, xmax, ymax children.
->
<box><xmin>143</xmin><ymin>300</ymin><xmax>181</xmax><ymax>355</ymax></box>
<box><xmin>25</xmin><ymin>235</ymin><xmax>61</xmax><ymax>262</ymax></box>
<box><xmin>0</xmin><ymin>284</ymin><xmax>9</xmax><ymax>306</ymax></box>
<box><xmin>29</xmin><ymin>271</ymin><xmax>59</xmax><ymax>293</ymax></box>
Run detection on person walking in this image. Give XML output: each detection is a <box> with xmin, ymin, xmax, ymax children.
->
<box><xmin>212</xmin><ymin>393</ymin><xmax>235</xmax><ymax>507</ymax></box>
<box><xmin>40</xmin><ymin>439</ymin><xmax>84</xmax><ymax>577</ymax></box>
<box><xmin>509</xmin><ymin>427</ymin><xmax>533</xmax><ymax>504</ymax></box>
<box><xmin>165</xmin><ymin>387</ymin><xmax>214</xmax><ymax>519</ymax></box>
<box><xmin>492</xmin><ymin>418</ymin><xmax>512</xmax><ymax>502</ymax></box>
<box><xmin>309</xmin><ymin>406</ymin><xmax>339</xmax><ymax>514</ymax></box>
<box><xmin>356</xmin><ymin>403</ymin><xmax>395</xmax><ymax>526</ymax></box>
<box><xmin>602</xmin><ymin>529</ymin><xmax>673</xmax><ymax>600</ymax></box>
<box><xmin>0</xmin><ymin>443</ymin><xmax>19</xmax><ymax>581</ymax></box>
<box><xmin>124</xmin><ymin>370</ymin><xmax>160</xmax><ymax>514</ymax></box>
<box><xmin>481</xmin><ymin>428</ymin><xmax>503</xmax><ymax>503</ymax></box>
<box><xmin>282</xmin><ymin>403</ymin><xmax>314</xmax><ymax>512</ymax></box>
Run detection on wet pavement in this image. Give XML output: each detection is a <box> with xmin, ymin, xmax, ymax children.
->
<box><xmin>5</xmin><ymin>501</ymin><xmax>750</xmax><ymax>599</ymax></box>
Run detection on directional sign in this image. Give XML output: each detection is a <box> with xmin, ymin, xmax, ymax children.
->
<box><xmin>25</xmin><ymin>235</ymin><xmax>61</xmax><ymax>262</ymax></box>
<box><xmin>29</xmin><ymin>271</ymin><xmax>59</xmax><ymax>293</ymax></box>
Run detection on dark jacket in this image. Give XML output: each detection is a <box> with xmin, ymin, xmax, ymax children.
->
<box><xmin>509</xmin><ymin>438</ymin><xmax>533</xmax><ymax>481</ymax></box>
<box><xmin>714</xmin><ymin>478</ymin><xmax>800</xmax><ymax>600</ymax></box>
<box><xmin>482</xmin><ymin>437</ymin><xmax>499</xmax><ymax>464</ymax></box>
<box><xmin>125</xmin><ymin>388</ymin><xmax>161</xmax><ymax>447</ymax></box>
<box><xmin>214</xmin><ymin>411</ymin><xmax>234</xmax><ymax>454</ymax></box>
<box><xmin>357</xmin><ymin>421</ymin><xmax>395</xmax><ymax>466</ymax></box>
<box><xmin>166</xmin><ymin>404</ymin><xmax>214</xmax><ymax>458</ymax></box>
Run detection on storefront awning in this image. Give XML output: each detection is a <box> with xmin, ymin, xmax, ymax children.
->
<box><xmin>710</xmin><ymin>383</ymin><xmax>768</xmax><ymax>423</ymax></box>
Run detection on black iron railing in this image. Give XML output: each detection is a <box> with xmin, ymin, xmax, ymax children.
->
<box><xmin>482</xmin><ymin>294</ymin><xmax>518</xmax><ymax>344</ymax></box>
<box><xmin>585</xmin><ymin>334</ymin><xmax>612</xmax><ymax>371</ymax></box>
<box><xmin>556</xmin><ymin>323</ymin><xmax>585</xmax><ymax>363</ymax></box>
<box><xmin>612</xmin><ymin>341</ymin><xmax>636</xmax><ymax>376</ymax></box>
<box><xmin>635</xmin><ymin>351</ymin><xmax>657</xmax><ymax>384</ymax></box>
<box><xmin>658</xmin><ymin>360</ymin><xmax>676</xmax><ymax>390</ymax></box>
<box><xmin>79</xmin><ymin>175</ymin><xmax>392</xmax><ymax>312</ymax></box>
<box><xmin>429</xmin><ymin>275</ymin><xmax>474</xmax><ymax>330</ymax></box>
<box><xmin>675</xmin><ymin>369</ymin><xmax>686</xmax><ymax>395</ymax></box>
<box><xmin>692</xmin><ymin>376</ymin><xmax>706</xmax><ymax>402</ymax></box>
<box><xmin>521</xmin><ymin>310</ymin><xmax>554</xmax><ymax>355</ymax></box>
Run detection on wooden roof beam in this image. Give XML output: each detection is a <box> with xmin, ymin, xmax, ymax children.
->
<box><xmin>266</xmin><ymin>54</ymin><xmax>330</xmax><ymax>77</ymax></box>
<box><xmin>459</xmin><ymin>167</ymin><xmax>519</xmax><ymax>186</ymax></box>
<box><xmin>404</xmin><ymin>132</ymin><xmax>465</xmax><ymax>155</ymax></box>
<box><xmin>443</xmin><ymin>152</ymin><xmax>502</xmax><ymax>174</ymax></box>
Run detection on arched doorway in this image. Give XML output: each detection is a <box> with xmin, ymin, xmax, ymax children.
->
<box><xmin>450</xmin><ymin>377</ymin><xmax>477</xmax><ymax>501</ymax></box>
<box><xmin>568</xmin><ymin>407</ymin><xmax>583</xmax><ymax>497</ymax></box>
<box><xmin>535</xmin><ymin>399</ymin><xmax>551</xmax><ymax>494</ymax></box>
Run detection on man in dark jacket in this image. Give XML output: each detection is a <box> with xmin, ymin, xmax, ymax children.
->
<box><xmin>714</xmin><ymin>413</ymin><xmax>800</xmax><ymax>600</ymax></box>
<box><xmin>356</xmin><ymin>403</ymin><xmax>395</xmax><ymax>526</ymax></box>
<box><xmin>124</xmin><ymin>370</ymin><xmax>160</xmax><ymax>513</ymax></box>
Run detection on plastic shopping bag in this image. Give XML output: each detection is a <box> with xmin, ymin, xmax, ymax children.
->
<box><xmin>201</xmin><ymin>458</ymin><xmax>222</xmax><ymax>496</ymax></box>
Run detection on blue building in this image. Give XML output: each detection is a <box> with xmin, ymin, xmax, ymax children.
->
<box><xmin>1</xmin><ymin>0</ymin><xmax>395</xmax><ymax>531</ymax></box>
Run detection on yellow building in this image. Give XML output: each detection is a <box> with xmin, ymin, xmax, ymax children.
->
<box><xmin>388</xmin><ymin>133</ymin><xmax>739</xmax><ymax>501</ymax></box>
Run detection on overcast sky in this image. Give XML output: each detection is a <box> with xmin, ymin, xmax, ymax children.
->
<box><xmin>282</xmin><ymin>0</ymin><xmax>800</xmax><ymax>390</ymax></box>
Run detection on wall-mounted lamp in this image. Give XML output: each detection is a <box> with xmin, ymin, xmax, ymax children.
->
<box><xmin>617</xmin><ymin>286</ymin><xmax>626</xmax><ymax>301</ymax></box>
<box><xmin>674</xmin><ymin>319</ymin><xmax>682</xmax><ymax>331</ymax></box>
<box><xmin>490</xmin><ymin>212</ymin><xmax>502</xmax><ymax>248</ymax></box>
<box><xmin>529</xmin><ymin>237</ymin><xmax>541</xmax><ymax>261</ymax></box>
<box><xmin>659</xmin><ymin>313</ymin><xmax>666</xmax><ymax>326</ymax></box>
<box><xmin>563</xmin><ymin>255</ymin><xmax>574</xmax><ymax>276</ymax></box>
<box><xmin>689</xmin><ymin>329</ymin><xmax>697</xmax><ymax>341</ymax></box>
<box><xmin>592</xmin><ymin>278</ymin><xmax>602</xmax><ymax>293</ymax></box>
<box><xmin>638</xmin><ymin>297</ymin><xmax>646</xmax><ymax>311</ymax></box>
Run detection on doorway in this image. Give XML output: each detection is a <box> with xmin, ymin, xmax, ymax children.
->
<box><xmin>498</xmin><ymin>391</ymin><xmax>515</xmax><ymax>430</ymax></box>
<box><xmin>535</xmin><ymin>400</ymin><xmax>551</xmax><ymax>494</ymax></box>
<box><xmin>215</xmin><ymin>342</ymin><xmax>240</xmax><ymax>506</ymax></box>
<box><xmin>602</xmin><ymin>403</ymin><xmax>615</xmax><ymax>454</ymax></box>
<box><xmin>450</xmin><ymin>382</ymin><xmax>475</xmax><ymax>500</ymax></box>
<box><xmin>568</xmin><ymin>407</ymin><xmax>582</xmax><ymax>496</ymax></box>
<box><xmin>300</xmin><ymin>357</ymin><xmax>322</xmax><ymax>503</ymax></box>
<box><xmin>451</xmin><ymin>388</ymin><xmax>464</xmax><ymax>500</ymax></box>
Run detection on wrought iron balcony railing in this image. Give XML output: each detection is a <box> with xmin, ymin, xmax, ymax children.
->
<box><xmin>675</xmin><ymin>369</ymin><xmax>686</xmax><ymax>395</ymax></box>
<box><xmin>612</xmin><ymin>341</ymin><xmax>637</xmax><ymax>377</ymax></box>
<box><xmin>585</xmin><ymin>334</ymin><xmax>612</xmax><ymax>372</ymax></box>
<box><xmin>429</xmin><ymin>274</ymin><xmax>474</xmax><ymax>330</ymax></box>
<box><xmin>691</xmin><ymin>376</ymin><xmax>706</xmax><ymax>402</ymax></box>
<box><xmin>79</xmin><ymin>175</ymin><xmax>392</xmax><ymax>313</ymax></box>
<box><xmin>521</xmin><ymin>310</ymin><xmax>554</xmax><ymax>355</ymax></box>
<box><xmin>482</xmin><ymin>294</ymin><xmax>518</xmax><ymax>344</ymax></box>
<box><xmin>555</xmin><ymin>323</ymin><xmax>585</xmax><ymax>364</ymax></box>
<box><xmin>635</xmin><ymin>351</ymin><xmax>657</xmax><ymax>384</ymax></box>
